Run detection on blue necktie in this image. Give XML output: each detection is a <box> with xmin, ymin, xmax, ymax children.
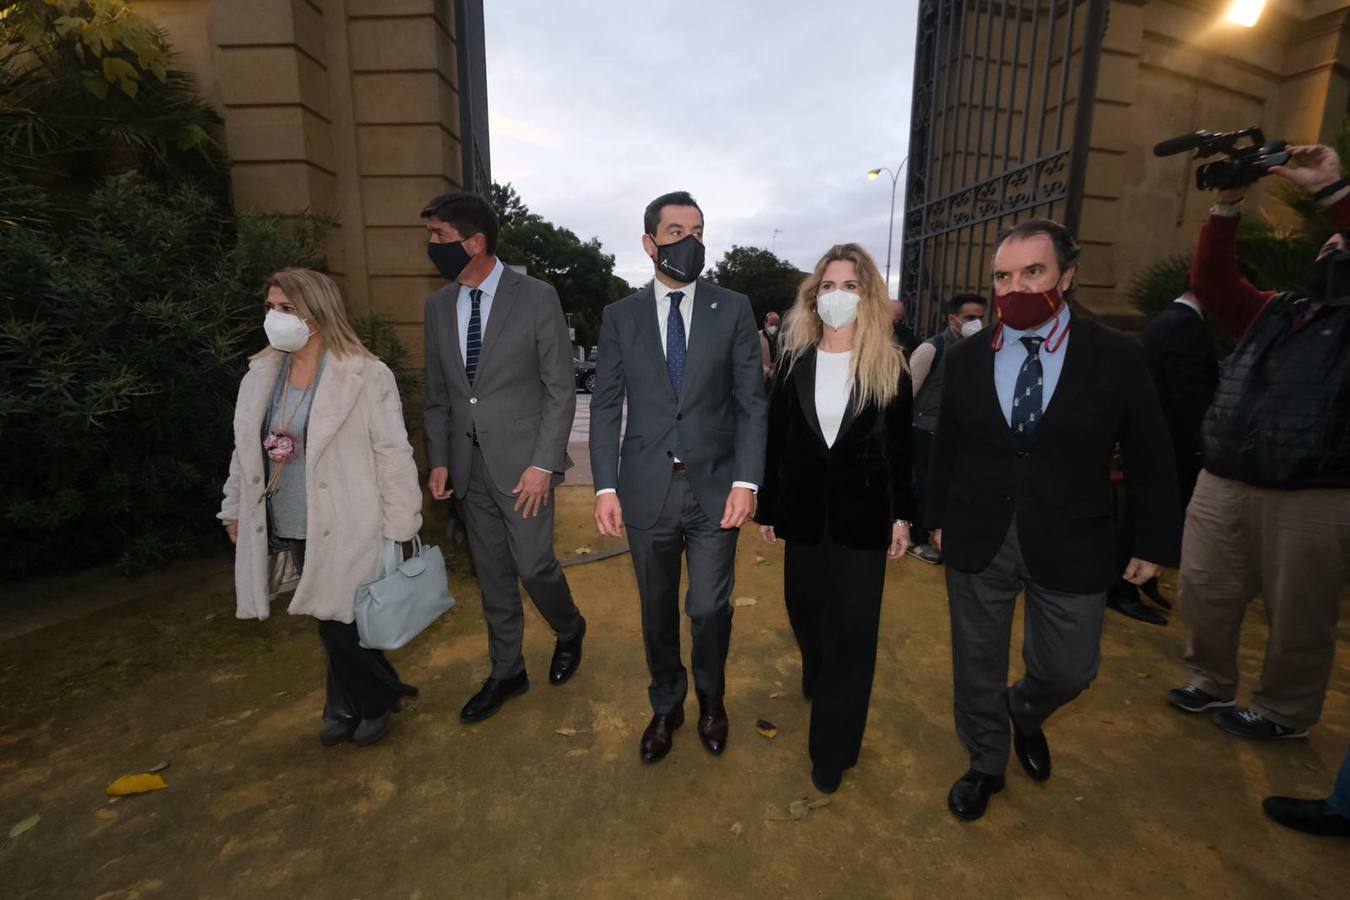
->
<box><xmin>666</xmin><ymin>291</ymin><xmax>687</xmax><ymax>396</ymax></box>
<box><xmin>1010</xmin><ymin>335</ymin><xmax>1045</xmax><ymax>438</ymax></box>
<box><xmin>465</xmin><ymin>288</ymin><xmax>483</xmax><ymax>385</ymax></box>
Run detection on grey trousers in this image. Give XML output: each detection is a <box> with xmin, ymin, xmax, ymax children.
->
<box><xmin>459</xmin><ymin>448</ymin><xmax>582</xmax><ymax>679</ymax></box>
<box><xmin>625</xmin><ymin>470</ymin><xmax>738</xmax><ymax>714</ymax></box>
<box><xmin>946</xmin><ymin>520</ymin><xmax>1107</xmax><ymax>775</ymax></box>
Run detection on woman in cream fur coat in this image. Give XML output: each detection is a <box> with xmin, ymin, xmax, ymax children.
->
<box><xmin>219</xmin><ymin>268</ymin><xmax>423</xmax><ymax>747</ymax></box>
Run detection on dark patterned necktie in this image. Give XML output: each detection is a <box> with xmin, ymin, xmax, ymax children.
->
<box><xmin>1010</xmin><ymin>335</ymin><xmax>1045</xmax><ymax>437</ymax></box>
<box><xmin>465</xmin><ymin>288</ymin><xmax>483</xmax><ymax>385</ymax></box>
<box><xmin>666</xmin><ymin>291</ymin><xmax>686</xmax><ymax>396</ymax></box>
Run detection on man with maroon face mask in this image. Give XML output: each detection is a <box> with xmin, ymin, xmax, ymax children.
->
<box><xmin>926</xmin><ymin>219</ymin><xmax>1180</xmax><ymax>822</ymax></box>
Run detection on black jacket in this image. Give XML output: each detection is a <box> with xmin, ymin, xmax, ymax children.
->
<box><xmin>1203</xmin><ymin>294</ymin><xmax>1350</xmax><ymax>490</ymax></box>
<box><xmin>757</xmin><ymin>348</ymin><xmax>913</xmax><ymax>550</ymax></box>
<box><xmin>926</xmin><ymin>317</ymin><xmax>1181</xmax><ymax>593</ymax></box>
<box><xmin>1138</xmin><ymin>302</ymin><xmax>1218</xmax><ymax>485</ymax></box>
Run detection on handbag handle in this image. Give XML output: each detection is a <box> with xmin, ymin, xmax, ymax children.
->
<box><xmin>380</xmin><ymin>535</ymin><xmax>424</xmax><ymax>577</ymax></box>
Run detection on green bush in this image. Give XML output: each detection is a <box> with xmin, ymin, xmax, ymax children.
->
<box><xmin>0</xmin><ymin>175</ymin><xmax>339</xmax><ymax>576</ymax></box>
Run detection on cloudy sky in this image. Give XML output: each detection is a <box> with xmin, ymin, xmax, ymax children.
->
<box><xmin>483</xmin><ymin>0</ymin><xmax>920</xmax><ymax>293</ymax></box>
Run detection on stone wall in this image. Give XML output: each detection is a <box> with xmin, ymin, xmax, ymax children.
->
<box><xmin>130</xmin><ymin>0</ymin><xmax>486</xmax><ymax>360</ymax></box>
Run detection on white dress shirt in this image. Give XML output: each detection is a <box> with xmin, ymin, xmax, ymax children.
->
<box><xmin>457</xmin><ymin>258</ymin><xmax>505</xmax><ymax>362</ymax></box>
<box><xmin>815</xmin><ymin>349</ymin><xmax>852</xmax><ymax>447</ymax></box>
<box><xmin>596</xmin><ymin>277</ymin><xmax>757</xmax><ymax>496</ymax></box>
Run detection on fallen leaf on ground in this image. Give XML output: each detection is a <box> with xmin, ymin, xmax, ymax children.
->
<box><xmin>769</xmin><ymin>692</ymin><xmax>780</xmax><ymax>699</ymax></box>
<box><xmin>755</xmin><ymin>719</ymin><xmax>778</xmax><ymax>739</ymax></box>
<box><xmin>807</xmin><ymin>798</ymin><xmax>831</xmax><ymax>810</ymax></box>
<box><xmin>730</xmin><ymin>821</ymin><xmax>744</xmax><ymax>837</ymax></box>
<box><xmin>556</xmin><ymin>727</ymin><xmax>585</xmax><ymax>737</ymax></box>
<box><xmin>1074</xmin><ymin>796</ymin><xmax>1085</xmax><ymax>802</ymax></box>
<box><xmin>733</xmin><ymin>596</ymin><xmax>757</xmax><ymax>608</ymax></box>
<box><xmin>789</xmin><ymin>799</ymin><xmax>810</xmax><ymax>819</ymax></box>
<box><xmin>572</xmin><ymin>546</ymin><xmax>593</xmax><ymax>556</ymax></box>
<box><xmin>8</xmin><ymin>814</ymin><xmax>40</xmax><ymax>839</ymax></box>
<box><xmin>147</xmin><ymin>761</ymin><xmax>170</xmax><ymax>774</ymax></box>
<box><xmin>105</xmin><ymin>774</ymin><xmax>167</xmax><ymax>796</ymax></box>
<box><xmin>1136</xmin><ymin>672</ymin><xmax>1151</xmax><ymax>679</ymax></box>
<box><xmin>754</xmin><ymin>555</ymin><xmax>770</xmax><ymax>566</ymax></box>
<box><xmin>565</xmin><ymin>748</ymin><xmax>589</xmax><ymax>758</ymax></box>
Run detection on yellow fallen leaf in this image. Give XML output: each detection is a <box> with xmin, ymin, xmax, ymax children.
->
<box><xmin>730</xmin><ymin>821</ymin><xmax>744</xmax><ymax>837</ymax></box>
<box><xmin>755</xmin><ymin>719</ymin><xmax>778</xmax><ymax>739</ymax></box>
<box><xmin>106</xmin><ymin>774</ymin><xmax>167</xmax><ymax>796</ymax></box>
<box><xmin>556</xmin><ymin>727</ymin><xmax>584</xmax><ymax>737</ymax></box>
<box><xmin>572</xmin><ymin>546</ymin><xmax>593</xmax><ymax>556</ymax></box>
<box><xmin>8</xmin><ymin>813</ymin><xmax>40</xmax><ymax>838</ymax></box>
<box><xmin>733</xmin><ymin>596</ymin><xmax>757</xmax><ymax>608</ymax></box>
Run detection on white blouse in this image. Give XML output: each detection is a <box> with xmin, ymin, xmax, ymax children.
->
<box><xmin>815</xmin><ymin>349</ymin><xmax>853</xmax><ymax>448</ymax></box>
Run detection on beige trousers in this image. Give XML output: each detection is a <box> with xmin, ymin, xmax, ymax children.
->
<box><xmin>1179</xmin><ymin>470</ymin><xmax>1350</xmax><ymax>729</ymax></box>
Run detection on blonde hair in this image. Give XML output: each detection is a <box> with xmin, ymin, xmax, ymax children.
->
<box><xmin>778</xmin><ymin>243</ymin><xmax>906</xmax><ymax>409</ymax></box>
<box><xmin>259</xmin><ymin>268</ymin><xmax>374</xmax><ymax>359</ymax></box>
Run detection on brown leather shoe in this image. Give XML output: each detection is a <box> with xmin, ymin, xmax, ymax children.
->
<box><xmin>696</xmin><ymin>692</ymin><xmax>728</xmax><ymax>755</ymax></box>
<box><xmin>639</xmin><ymin>708</ymin><xmax>685</xmax><ymax>763</ymax></box>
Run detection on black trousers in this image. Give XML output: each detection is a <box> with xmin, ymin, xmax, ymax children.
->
<box><xmin>784</xmin><ymin>535</ymin><xmax>887</xmax><ymax>774</ymax></box>
<box><xmin>625</xmin><ymin>471</ymin><xmax>737</xmax><ymax>713</ymax></box>
<box><xmin>910</xmin><ymin>428</ymin><xmax>934</xmax><ymax>545</ymax></box>
<box><xmin>288</xmin><ymin>540</ymin><xmax>418</xmax><ymax>721</ymax></box>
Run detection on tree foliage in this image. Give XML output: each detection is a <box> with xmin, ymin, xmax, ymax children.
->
<box><xmin>705</xmin><ymin>245</ymin><xmax>806</xmax><ymax>325</ymax></box>
<box><xmin>490</xmin><ymin>182</ymin><xmax>633</xmax><ymax>349</ymax></box>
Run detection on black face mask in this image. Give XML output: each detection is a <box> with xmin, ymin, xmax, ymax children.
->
<box><xmin>428</xmin><ymin>240</ymin><xmax>473</xmax><ymax>282</ymax></box>
<box><xmin>1307</xmin><ymin>248</ymin><xmax>1350</xmax><ymax>305</ymax></box>
<box><xmin>654</xmin><ymin>233</ymin><xmax>705</xmax><ymax>284</ymax></box>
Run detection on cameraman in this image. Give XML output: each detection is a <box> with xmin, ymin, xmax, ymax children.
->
<box><xmin>1168</xmin><ymin>144</ymin><xmax>1350</xmax><ymax>742</ymax></box>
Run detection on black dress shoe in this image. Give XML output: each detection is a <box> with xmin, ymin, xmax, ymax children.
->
<box><xmin>811</xmin><ymin>765</ymin><xmax>843</xmax><ymax>794</ymax></box>
<box><xmin>549</xmin><ymin>616</ymin><xmax>586</xmax><ymax>686</ymax></box>
<box><xmin>319</xmin><ymin>717</ymin><xmax>356</xmax><ymax>747</ymax></box>
<box><xmin>639</xmin><ymin>708</ymin><xmax>685</xmax><ymax>763</ymax></box>
<box><xmin>1262</xmin><ymin>796</ymin><xmax>1350</xmax><ymax>837</ymax></box>
<box><xmin>1008</xmin><ymin>695</ymin><xmax>1051</xmax><ymax>781</ymax></box>
<box><xmin>696</xmin><ymin>692</ymin><xmax>729</xmax><ymax>755</ymax></box>
<box><xmin>460</xmin><ymin>671</ymin><xmax>530</xmax><ymax>723</ymax></box>
<box><xmin>948</xmin><ymin>769</ymin><xmax>1005</xmax><ymax>821</ymax></box>
<box><xmin>353</xmin><ymin>711</ymin><xmax>392</xmax><ymax>746</ymax></box>
<box><xmin>1107</xmin><ymin>592</ymin><xmax>1168</xmax><ymax>626</ymax></box>
<box><xmin>1140</xmin><ymin>577</ymin><xmax>1171</xmax><ymax>610</ymax></box>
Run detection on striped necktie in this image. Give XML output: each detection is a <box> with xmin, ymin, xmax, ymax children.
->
<box><xmin>465</xmin><ymin>288</ymin><xmax>483</xmax><ymax>385</ymax></box>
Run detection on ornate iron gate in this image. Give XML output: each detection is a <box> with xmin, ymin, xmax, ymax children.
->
<box><xmin>899</xmin><ymin>0</ymin><xmax>1109</xmax><ymax>335</ymax></box>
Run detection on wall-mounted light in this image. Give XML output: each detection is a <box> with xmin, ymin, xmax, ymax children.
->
<box><xmin>1227</xmin><ymin>0</ymin><xmax>1265</xmax><ymax>27</ymax></box>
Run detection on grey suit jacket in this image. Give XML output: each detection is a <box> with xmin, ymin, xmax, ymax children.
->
<box><xmin>423</xmin><ymin>266</ymin><xmax>576</xmax><ymax>496</ymax></box>
<box><xmin>589</xmin><ymin>280</ymin><xmax>768</xmax><ymax>530</ymax></box>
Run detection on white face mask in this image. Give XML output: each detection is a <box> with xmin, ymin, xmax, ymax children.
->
<box><xmin>816</xmin><ymin>290</ymin><xmax>860</xmax><ymax>330</ymax></box>
<box><xmin>264</xmin><ymin>309</ymin><xmax>313</xmax><ymax>352</ymax></box>
<box><xmin>960</xmin><ymin>318</ymin><xmax>984</xmax><ymax>338</ymax></box>
<box><xmin>765</xmin><ymin>325</ymin><xmax>778</xmax><ymax>335</ymax></box>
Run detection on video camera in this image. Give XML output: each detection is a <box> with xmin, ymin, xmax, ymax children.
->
<box><xmin>1153</xmin><ymin>128</ymin><xmax>1291</xmax><ymax>191</ymax></box>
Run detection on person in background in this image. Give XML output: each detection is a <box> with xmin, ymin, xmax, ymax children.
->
<box><xmin>1263</xmin><ymin>748</ymin><xmax>1350</xmax><ymax>838</ymax></box>
<box><xmin>891</xmin><ymin>297</ymin><xmax>921</xmax><ymax>357</ymax></box>
<box><xmin>756</xmin><ymin>243</ymin><xmax>912</xmax><ymax>795</ymax></box>
<box><xmin>1167</xmin><ymin>144</ymin><xmax>1350</xmax><ymax>740</ymax></box>
<box><xmin>927</xmin><ymin>219</ymin><xmax>1179</xmax><ymax>822</ymax></box>
<box><xmin>421</xmin><ymin>191</ymin><xmax>586</xmax><ymax>725</ymax></box>
<box><xmin>907</xmin><ymin>292</ymin><xmax>987</xmax><ymax>565</ymax></box>
<box><xmin>760</xmin><ymin>310</ymin><xmax>782</xmax><ymax>382</ymax></box>
<box><xmin>1106</xmin><ymin>288</ymin><xmax>1218</xmax><ymax>626</ymax></box>
<box><xmin>220</xmin><ymin>269</ymin><xmax>423</xmax><ymax>748</ymax></box>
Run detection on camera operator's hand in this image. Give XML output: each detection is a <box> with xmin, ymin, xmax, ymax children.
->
<box><xmin>1271</xmin><ymin>144</ymin><xmax>1342</xmax><ymax>194</ymax></box>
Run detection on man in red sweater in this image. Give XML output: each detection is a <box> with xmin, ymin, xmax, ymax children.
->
<box><xmin>1167</xmin><ymin>144</ymin><xmax>1350</xmax><ymax>744</ymax></box>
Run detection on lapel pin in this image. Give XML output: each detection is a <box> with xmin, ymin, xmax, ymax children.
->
<box><xmin>711</xmin><ymin>302</ymin><xmax>718</xmax><ymax>309</ymax></box>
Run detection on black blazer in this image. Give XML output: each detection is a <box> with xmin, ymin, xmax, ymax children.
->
<box><xmin>1137</xmin><ymin>303</ymin><xmax>1218</xmax><ymax>478</ymax></box>
<box><xmin>925</xmin><ymin>316</ymin><xmax>1181</xmax><ymax>593</ymax></box>
<box><xmin>757</xmin><ymin>348</ymin><xmax>912</xmax><ymax>550</ymax></box>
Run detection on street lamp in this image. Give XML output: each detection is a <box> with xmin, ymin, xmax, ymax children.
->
<box><xmin>867</xmin><ymin>157</ymin><xmax>908</xmax><ymax>294</ymax></box>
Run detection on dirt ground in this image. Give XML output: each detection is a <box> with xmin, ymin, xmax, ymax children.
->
<box><xmin>1</xmin><ymin>487</ymin><xmax>1347</xmax><ymax>899</ymax></box>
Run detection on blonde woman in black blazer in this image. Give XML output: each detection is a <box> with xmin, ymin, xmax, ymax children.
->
<box><xmin>756</xmin><ymin>243</ymin><xmax>912</xmax><ymax>794</ymax></box>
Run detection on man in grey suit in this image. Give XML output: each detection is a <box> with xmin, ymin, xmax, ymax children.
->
<box><xmin>589</xmin><ymin>191</ymin><xmax>768</xmax><ymax>763</ymax></box>
<box><xmin>422</xmin><ymin>191</ymin><xmax>585</xmax><ymax>723</ymax></box>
